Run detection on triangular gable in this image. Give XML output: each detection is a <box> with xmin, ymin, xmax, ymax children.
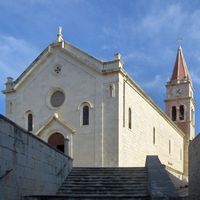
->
<box><xmin>36</xmin><ymin>113</ymin><xmax>76</xmax><ymax>137</ymax></box>
<box><xmin>12</xmin><ymin>41</ymin><xmax>106</xmax><ymax>90</ymax></box>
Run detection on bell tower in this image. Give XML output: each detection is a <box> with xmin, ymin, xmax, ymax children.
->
<box><xmin>165</xmin><ymin>46</ymin><xmax>195</xmax><ymax>177</ymax></box>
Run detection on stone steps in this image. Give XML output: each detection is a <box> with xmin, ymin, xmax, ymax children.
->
<box><xmin>61</xmin><ymin>182</ymin><xmax>147</xmax><ymax>186</ymax></box>
<box><xmin>25</xmin><ymin>194</ymin><xmax>151</xmax><ymax>200</ymax></box>
<box><xmin>57</xmin><ymin>167</ymin><xmax>149</xmax><ymax>198</ymax></box>
<box><xmin>25</xmin><ymin>167</ymin><xmax>150</xmax><ymax>199</ymax></box>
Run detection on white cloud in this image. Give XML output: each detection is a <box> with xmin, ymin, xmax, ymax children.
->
<box><xmin>0</xmin><ymin>34</ymin><xmax>39</xmax><ymax>99</ymax></box>
<box><xmin>0</xmin><ymin>34</ymin><xmax>39</xmax><ymax>114</ymax></box>
<box><xmin>124</xmin><ymin>51</ymin><xmax>156</xmax><ymax>65</ymax></box>
<box><xmin>0</xmin><ymin>35</ymin><xmax>38</xmax><ymax>78</ymax></box>
<box><xmin>143</xmin><ymin>74</ymin><xmax>162</xmax><ymax>89</ymax></box>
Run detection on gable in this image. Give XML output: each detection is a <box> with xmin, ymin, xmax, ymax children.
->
<box><xmin>9</xmin><ymin>41</ymin><xmax>105</xmax><ymax>91</ymax></box>
<box><xmin>36</xmin><ymin>113</ymin><xmax>76</xmax><ymax>137</ymax></box>
<box><xmin>3</xmin><ymin>38</ymin><xmax>124</xmax><ymax>96</ymax></box>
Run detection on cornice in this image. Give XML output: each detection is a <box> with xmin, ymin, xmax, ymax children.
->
<box><xmin>119</xmin><ymin>69</ymin><xmax>185</xmax><ymax>138</ymax></box>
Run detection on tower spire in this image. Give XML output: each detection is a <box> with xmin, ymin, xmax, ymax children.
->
<box><xmin>170</xmin><ymin>47</ymin><xmax>190</xmax><ymax>82</ymax></box>
<box><xmin>56</xmin><ymin>26</ymin><xmax>64</xmax><ymax>42</ymax></box>
<box><xmin>165</xmin><ymin>46</ymin><xmax>195</xmax><ymax>178</ymax></box>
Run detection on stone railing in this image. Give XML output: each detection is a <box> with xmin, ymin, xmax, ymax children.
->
<box><xmin>0</xmin><ymin>114</ymin><xmax>73</xmax><ymax>200</ymax></box>
<box><xmin>146</xmin><ymin>155</ymin><xmax>178</xmax><ymax>199</ymax></box>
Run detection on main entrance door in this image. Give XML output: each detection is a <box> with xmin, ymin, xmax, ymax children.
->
<box><xmin>48</xmin><ymin>132</ymin><xmax>65</xmax><ymax>153</ymax></box>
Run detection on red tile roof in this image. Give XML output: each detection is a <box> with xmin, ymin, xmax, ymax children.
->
<box><xmin>171</xmin><ymin>46</ymin><xmax>190</xmax><ymax>81</ymax></box>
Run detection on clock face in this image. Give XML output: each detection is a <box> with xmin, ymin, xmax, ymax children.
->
<box><xmin>174</xmin><ymin>88</ymin><xmax>182</xmax><ymax>96</ymax></box>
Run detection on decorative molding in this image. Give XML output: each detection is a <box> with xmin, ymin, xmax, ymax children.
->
<box><xmin>77</xmin><ymin>101</ymin><xmax>94</xmax><ymax>111</ymax></box>
<box><xmin>36</xmin><ymin>114</ymin><xmax>76</xmax><ymax>136</ymax></box>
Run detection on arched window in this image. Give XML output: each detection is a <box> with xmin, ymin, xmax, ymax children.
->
<box><xmin>179</xmin><ymin>105</ymin><xmax>184</xmax><ymax>120</ymax></box>
<box><xmin>83</xmin><ymin>105</ymin><xmax>89</xmax><ymax>125</ymax></box>
<box><xmin>28</xmin><ymin>113</ymin><xmax>33</xmax><ymax>132</ymax></box>
<box><xmin>48</xmin><ymin>132</ymin><xmax>65</xmax><ymax>153</ymax></box>
<box><xmin>172</xmin><ymin>106</ymin><xmax>176</xmax><ymax>121</ymax></box>
<box><xmin>109</xmin><ymin>85</ymin><xmax>113</xmax><ymax>97</ymax></box>
<box><xmin>128</xmin><ymin>108</ymin><xmax>132</xmax><ymax>129</ymax></box>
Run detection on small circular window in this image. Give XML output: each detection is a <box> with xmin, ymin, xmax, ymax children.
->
<box><xmin>50</xmin><ymin>91</ymin><xmax>65</xmax><ymax>107</ymax></box>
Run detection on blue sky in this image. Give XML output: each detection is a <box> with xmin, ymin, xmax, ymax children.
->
<box><xmin>0</xmin><ymin>0</ymin><xmax>200</xmax><ymax>134</ymax></box>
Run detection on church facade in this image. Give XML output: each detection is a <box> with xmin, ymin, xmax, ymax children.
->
<box><xmin>3</xmin><ymin>28</ymin><xmax>195</xmax><ymax>180</ymax></box>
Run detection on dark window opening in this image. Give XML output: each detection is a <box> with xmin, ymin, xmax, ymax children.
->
<box><xmin>83</xmin><ymin>105</ymin><xmax>89</xmax><ymax>125</ymax></box>
<box><xmin>128</xmin><ymin>108</ymin><xmax>132</xmax><ymax>129</ymax></box>
<box><xmin>172</xmin><ymin>106</ymin><xmax>176</xmax><ymax>121</ymax></box>
<box><xmin>179</xmin><ymin>105</ymin><xmax>184</xmax><ymax>120</ymax></box>
<box><xmin>28</xmin><ymin>113</ymin><xmax>33</xmax><ymax>132</ymax></box>
<box><xmin>57</xmin><ymin>145</ymin><xmax>64</xmax><ymax>152</ymax></box>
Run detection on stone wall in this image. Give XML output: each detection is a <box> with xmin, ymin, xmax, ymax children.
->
<box><xmin>146</xmin><ymin>156</ymin><xmax>178</xmax><ymax>198</ymax></box>
<box><xmin>0</xmin><ymin>114</ymin><xmax>72</xmax><ymax>200</ymax></box>
<box><xmin>189</xmin><ymin>134</ymin><xmax>200</xmax><ymax>197</ymax></box>
<box><xmin>118</xmin><ymin>74</ymin><xmax>184</xmax><ymax>175</ymax></box>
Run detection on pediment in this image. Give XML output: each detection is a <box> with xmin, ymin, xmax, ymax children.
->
<box><xmin>36</xmin><ymin>113</ymin><xmax>76</xmax><ymax>137</ymax></box>
<box><xmin>3</xmin><ymin>40</ymin><xmax>122</xmax><ymax>94</ymax></box>
<box><xmin>10</xmin><ymin>41</ymin><xmax>105</xmax><ymax>91</ymax></box>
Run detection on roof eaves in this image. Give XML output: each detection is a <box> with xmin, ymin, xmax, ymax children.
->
<box><xmin>14</xmin><ymin>46</ymin><xmax>50</xmax><ymax>86</ymax></box>
<box><xmin>63</xmin><ymin>40</ymin><xmax>104</xmax><ymax>64</ymax></box>
<box><xmin>120</xmin><ymin>68</ymin><xmax>185</xmax><ymax>138</ymax></box>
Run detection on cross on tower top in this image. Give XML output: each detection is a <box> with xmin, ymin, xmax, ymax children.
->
<box><xmin>177</xmin><ymin>36</ymin><xmax>183</xmax><ymax>48</ymax></box>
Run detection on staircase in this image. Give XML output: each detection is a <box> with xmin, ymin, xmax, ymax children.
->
<box><xmin>25</xmin><ymin>167</ymin><xmax>150</xmax><ymax>199</ymax></box>
<box><xmin>58</xmin><ymin>167</ymin><xmax>149</xmax><ymax>199</ymax></box>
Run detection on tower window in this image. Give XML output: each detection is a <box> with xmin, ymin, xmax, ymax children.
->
<box><xmin>179</xmin><ymin>105</ymin><xmax>184</xmax><ymax>120</ymax></box>
<box><xmin>28</xmin><ymin>113</ymin><xmax>33</xmax><ymax>132</ymax></box>
<box><xmin>128</xmin><ymin>108</ymin><xmax>132</xmax><ymax>129</ymax></box>
<box><xmin>83</xmin><ymin>105</ymin><xmax>89</xmax><ymax>125</ymax></box>
<box><xmin>172</xmin><ymin>106</ymin><xmax>176</xmax><ymax>121</ymax></box>
<box><xmin>153</xmin><ymin>127</ymin><xmax>156</xmax><ymax>145</ymax></box>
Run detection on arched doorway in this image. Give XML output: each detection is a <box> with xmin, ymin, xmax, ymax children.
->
<box><xmin>48</xmin><ymin>132</ymin><xmax>65</xmax><ymax>153</ymax></box>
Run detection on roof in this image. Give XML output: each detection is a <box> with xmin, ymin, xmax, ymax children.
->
<box><xmin>171</xmin><ymin>46</ymin><xmax>191</xmax><ymax>81</ymax></box>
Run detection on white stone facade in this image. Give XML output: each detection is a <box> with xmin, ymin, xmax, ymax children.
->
<box><xmin>3</xmin><ymin>32</ymin><xmax>192</xmax><ymax>179</ymax></box>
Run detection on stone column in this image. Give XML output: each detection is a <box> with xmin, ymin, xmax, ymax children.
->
<box><xmin>64</xmin><ymin>137</ymin><xmax>69</xmax><ymax>156</ymax></box>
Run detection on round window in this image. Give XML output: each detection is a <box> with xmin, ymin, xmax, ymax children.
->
<box><xmin>50</xmin><ymin>91</ymin><xmax>65</xmax><ymax>107</ymax></box>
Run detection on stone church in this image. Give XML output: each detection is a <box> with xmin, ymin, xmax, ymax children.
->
<box><xmin>3</xmin><ymin>27</ymin><xmax>195</xmax><ymax>181</ymax></box>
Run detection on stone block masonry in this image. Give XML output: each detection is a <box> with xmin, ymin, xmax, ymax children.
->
<box><xmin>0</xmin><ymin>114</ymin><xmax>73</xmax><ymax>200</ymax></box>
<box><xmin>189</xmin><ymin>133</ymin><xmax>200</xmax><ymax>198</ymax></box>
